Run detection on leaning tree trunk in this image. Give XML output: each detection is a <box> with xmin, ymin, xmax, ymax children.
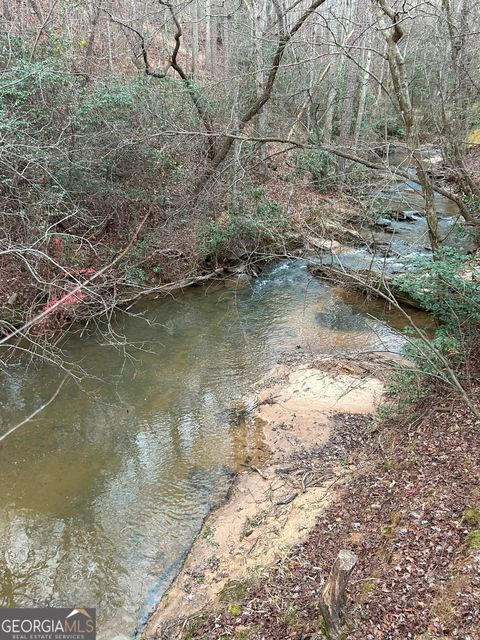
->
<box><xmin>337</xmin><ymin>0</ymin><xmax>368</xmax><ymax>175</ymax></box>
<box><xmin>193</xmin><ymin>0</ymin><xmax>330</xmax><ymax>196</ymax></box>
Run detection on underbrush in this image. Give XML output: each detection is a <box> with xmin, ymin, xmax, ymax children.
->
<box><xmin>383</xmin><ymin>249</ymin><xmax>480</xmax><ymax>418</ymax></box>
<box><xmin>199</xmin><ymin>188</ymin><xmax>292</xmax><ymax>264</ymax></box>
<box><xmin>295</xmin><ymin>149</ymin><xmax>338</xmax><ymax>193</ymax></box>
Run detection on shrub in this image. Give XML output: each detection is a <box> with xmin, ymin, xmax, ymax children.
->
<box><xmin>200</xmin><ymin>192</ymin><xmax>289</xmax><ymax>261</ymax></box>
<box><xmin>394</xmin><ymin>249</ymin><xmax>480</xmax><ymax>386</ymax></box>
<box><xmin>296</xmin><ymin>149</ymin><xmax>337</xmax><ymax>193</ymax></box>
<box><xmin>371</xmin><ymin>113</ymin><xmax>405</xmax><ymax>138</ymax></box>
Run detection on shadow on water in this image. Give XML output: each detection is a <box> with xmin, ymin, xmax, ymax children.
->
<box><xmin>0</xmin><ymin>259</ymin><xmax>426</xmax><ymax>639</ymax></box>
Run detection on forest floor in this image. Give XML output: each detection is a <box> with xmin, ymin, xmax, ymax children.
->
<box><xmin>143</xmin><ymin>351</ymin><xmax>480</xmax><ymax>640</ymax></box>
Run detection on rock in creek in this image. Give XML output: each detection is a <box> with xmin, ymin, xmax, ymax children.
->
<box><xmin>384</xmin><ymin>210</ymin><xmax>420</xmax><ymax>222</ymax></box>
<box><xmin>374</xmin><ymin>217</ymin><xmax>394</xmax><ymax>229</ymax></box>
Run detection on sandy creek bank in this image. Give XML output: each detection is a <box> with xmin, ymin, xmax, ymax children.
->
<box><xmin>143</xmin><ymin>353</ymin><xmax>399</xmax><ymax>639</ymax></box>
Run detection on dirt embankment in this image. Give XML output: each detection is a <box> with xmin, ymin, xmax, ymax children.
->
<box><xmin>142</xmin><ymin>354</ymin><xmax>393</xmax><ymax>640</ymax></box>
<box><xmin>143</xmin><ymin>351</ymin><xmax>480</xmax><ymax>640</ymax></box>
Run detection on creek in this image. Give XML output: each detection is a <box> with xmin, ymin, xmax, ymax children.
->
<box><xmin>0</xmin><ymin>155</ymin><xmax>460</xmax><ymax>639</ymax></box>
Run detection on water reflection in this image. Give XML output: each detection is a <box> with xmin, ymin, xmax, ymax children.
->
<box><xmin>0</xmin><ymin>260</ymin><xmax>410</xmax><ymax>638</ymax></box>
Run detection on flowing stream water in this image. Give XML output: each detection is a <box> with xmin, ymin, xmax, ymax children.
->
<box><xmin>0</xmin><ymin>159</ymin><xmax>460</xmax><ymax>639</ymax></box>
<box><xmin>0</xmin><ymin>259</ymin><xmax>422</xmax><ymax>639</ymax></box>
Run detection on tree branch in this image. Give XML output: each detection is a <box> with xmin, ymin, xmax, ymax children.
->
<box><xmin>103</xmin><ymin>2</ymin><xmax>216</xmax><ymax>160</ymax></box>
<box><xmin>0</xmin><ymin>374</ymin><xmax>69</xmax><ymax>445</ymax></box>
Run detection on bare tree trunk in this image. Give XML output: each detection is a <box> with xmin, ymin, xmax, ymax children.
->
<box><xmin>319</xmin><ymin>549</ymin><xmax>357</xmax><ymax>640</ymax></box>
<box><xmin>374</xmin><ymin>0</ymin><xmax>440</xmax><ymax>250</ymax></box>
<box><xmin>440</xmin><ymin>0</ymin><xmax>480</xmax><ymax>201</ymax></box>
<box><xmin>29</xmin><ymin>0</ymin><xmax>58</xmax><ymax>62</ymax></box>
<box><xmin>191</xmin><ymin>0</ymin><xmax>199</xmax><ymax>76</ymax></box>
<box><xmin>210</xmin><ymin>1</ymin><xmax>218</xmax><ymax>72</ymax></box>
<box><xmin>205</xmin><ymin>0</ymin><xmax>217</xmax><ymax>74</ymax></box>
<box><xmin>2</xmin><ymin>0</ymin><xmax>12</xmax><ymax>21</ymax></box>
<box><xmin>323</xmin><ymin>24</ymin><xmax>341</xmax><ymax>144</ymax></box>
<box><xmin>353</xmin><ymin>37</ymin><xmax>372</xmax><ymax>146</ymax></box>
<box><xmin>106</xmin><ymin>15</ymin><xmax>113</xmax><ymax>71</ymax></box>
<box><xmin>252</xmin><ymin>0</ymin><xmax>267</xmax><ymax>169</ymax></box>
<box><xmin>289</xmin><ymin>63</ymin><xmax>330</xmax><ymax>140</ymax></box>
<box><xmin>232</xmin><ymin>78</ymin><xmax>243</xmax><ymax>197</ymax></box>
<box><xmin>323</xmin><ymin>82</ymin><xmax>338</xmax><ymax>145</ymax></box>
<box><xmin>308</xmin><ymin>15</ymin><xmax>318</xmax><ymax>131</ymax></box>
<box><xmin>194</xmin><ymin>0</ymin><xmax>330</xmax><ymax>195</ymax></box>
<box><xmin>85</xmin><ymin>2</ymin><xmax>102</xmax><ymax>73</ymax></box>
<box><xmin>28</xmin><ymin>0</ymin><xmax>43</xmax><ymax>23</ymax></box>
<box><xmin>222</xmin><ymin>1</ymin><xmax>231</xmax><ymax>77</ymax></box>
<box><xmin>337</xmin><ymin>0</ymin><xmax>368</xmax><ymax>174</ymax></box>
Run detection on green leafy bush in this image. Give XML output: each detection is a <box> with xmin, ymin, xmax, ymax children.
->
<box><xmin>296</xmin><ymin>149</ymin><xmax>337</xmax><ymax>193</ymax></box>
<box><xmin>395</xmin><ymin>249</ymin><xmax>480</xmax><ymax>374</ymax></box>
<box><xmin>200</xmin><ymin>193</ymin><xmax>289</xmax><ymax>261</ymax></box>
<box><xmin>371</xmin><ymin>113</ymin><xmax>406</xmax><ymax>138</ymax></box>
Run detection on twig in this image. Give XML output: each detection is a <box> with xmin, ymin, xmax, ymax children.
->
<box><xmin>250</xmin><ymin>465</ymin><xmax>268</xmax><ymax>480</ymax></box>
<box><xmin>0</xmin><ymin>374</ymin><xmax>69</xmax><ymax>445</ymax></box>
<box><xmin>0</xmin><ymin>210</ymin><xmax>151</xmax><ymax>346</ymax></box>
<box><xmin>275</xmin><ymin>492</ymin><xmax>298</xmax><ymax>505</ymax></box>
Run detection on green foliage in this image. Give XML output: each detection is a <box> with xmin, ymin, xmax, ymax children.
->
<box><xmin>463</xmin><ymin>508</ymin><xmax>480</xmax><ymax>527</ymax></box>
<box><xmin>0</xmin><ymin>32</ymin><xmax>193</xmax><ymax>235</ymax></box>
<box><xmin>75</xmin><ymin>80</ymin><xmax>138</xmax><ymax>126</ymax></box>
<box><xmin>282</xmin><ymin>606</ymin><xmax>297</xmax><ymax>626</ymax></box>
<box><xmin>124</xmin><ymin>266</ymin><xmax>148</xmax><ymax>286</ymax></box>
<box><xmin>371</xmin><ymin>113</ymin><xmax>406</xmax><ymax>138</ymax></box>
<box><xmin>202</xmin><ymin>525</ymin><xmax>214</xmax><ymax>540</ymax></box>
<box><xmin>296</xmin><ymin>149</ymin><xmax>337</xmax><ymax>193</ymax></box>
<box><xmin>217</xmin><ymin>582</ymin><xmax>250</xmax><ymax>635</ymax></box>
<box><xmin>378</xmin><ymin>369</ymin><xmax>423</xmax><ymax>417</ymax></box>
<box><xmin>128</xmin><ymin>233</ymin><xmax>157</xmax><ymax>263</ymax></box>
<box><xmin>460</xmin><ymin>193</ymin><xmax>480</xmax><ymax>219</ymax></box>
<box><xmin>200</xmin><ymin>191</ymin><xmax>289</xmax><ymax>261</ymax></box>
<box><xmin>118</xmin><ymin>234</ymin><xmax>160</xmax><ymax>285</ymax></box>
<box><xmin>466</xmin><ymin>530</ymin><xmax>480</xmax><ymax>551</ymax></box>
<box><xmin>396</xmin><ymin>249</ymin><xmax>479</xmax><ymax>334</ymax></box>
<box><xmin>184</xmin><ymin>615</ymin><xmax>209</xmax><ymax>640</ymax></box>
<box><xmin>389</xmin><ymin>249</ymin><xmax>480</xmax><ymax>400</ymax></box>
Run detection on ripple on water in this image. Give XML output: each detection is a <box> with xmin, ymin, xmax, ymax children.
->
<box><xmin>0</xmin><ymin>259</ymin><xmax>413</xmax><ymax>638</ymax></box>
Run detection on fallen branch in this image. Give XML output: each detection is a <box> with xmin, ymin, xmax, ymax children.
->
<box><xmin>0</xmin><ymin>210</ymin><xmax>151</xmax><ymax>347</ymax></box>
<box><xmin>0</xmin><ymin>374</ymin><xmax>69</xmax><ymax>445</ymax></box>
<box><xmin>122</xmin><ymin>268</ymin><xmax>226</xmax><ymax>308</ymax></box>
<box><xmin>250</xmin><ymin>465</ymin><xmax>268</xmax><ymax>480</ymax></box>
<box><xmin>275</xmin><ymin>492</ymin><xmax>298</xmax><ymax>505</ymax></box>
<box><xmin>309</xmin><ymin>263</ymin><xmax>424</xmax><ymax>309</ymax></box>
